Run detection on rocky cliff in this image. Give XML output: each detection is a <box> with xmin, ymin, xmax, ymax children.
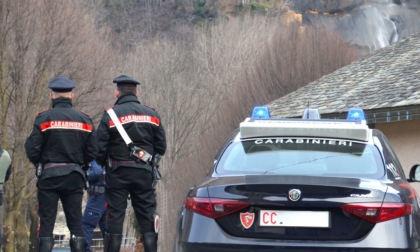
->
<box><xmin>288</xmin><ymin>0</ymin><xmax>420</xmax><ymax>51</ymax></box>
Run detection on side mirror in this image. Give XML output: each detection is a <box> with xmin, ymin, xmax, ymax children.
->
<box><xmin>408</xmin><ymin>164</ymin><xmax>420</xmax><ymax>182</ymax></box>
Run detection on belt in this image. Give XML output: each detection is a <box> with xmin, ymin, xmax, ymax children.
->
<box><xmin>88</xmin><ymin>185</ymin><xmax>105</xmax><ymax>194</ymax></box>
<box><xmin>43</xmin><ymin>163</ymin><xmax>79</xmax><ymax>169</ymax></box>
<box><xmin>109</xmin><ymin>159</ymin><xmax>152</xmax><ymax>172</ymax></box>
<box><xmin>111</xmin><ymin>160</ymin><xmax>142</xmax><ymax>166</ymax></box>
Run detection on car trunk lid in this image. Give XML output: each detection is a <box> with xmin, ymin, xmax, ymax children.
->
<box><xmin>204</xmin><ymin>175</ymin><xmax>389</xmax><ymax>241</ymax></box>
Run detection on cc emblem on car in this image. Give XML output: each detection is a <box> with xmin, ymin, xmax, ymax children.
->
<box><xmin>288</xmin><ymin>189</ymin><xmax>301</xmax><ymax>201</ymax></box>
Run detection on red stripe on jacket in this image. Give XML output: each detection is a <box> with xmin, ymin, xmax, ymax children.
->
<box><xmin>40</xmin><ymin>121</ymin><xmax>93</xmax><ymax>132</ymax></box>
<box><xmin>109</xmin><ymin>114</ymin><xmax>160</xmax><ymax>127</ymax></box>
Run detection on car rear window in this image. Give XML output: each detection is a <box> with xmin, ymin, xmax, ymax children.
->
<box><xmin>216</xmin><ymin>138</ymin><xmax>385</xmax><ymax>178</ymax></box>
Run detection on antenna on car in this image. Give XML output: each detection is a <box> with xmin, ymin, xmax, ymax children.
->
<box><xmin>306</xmin><ymin>102</ymin><xmax>310</xmax><ymax>119</ymax></box>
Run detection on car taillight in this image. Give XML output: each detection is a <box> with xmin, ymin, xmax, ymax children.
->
<box><xmin>184</xmin><ymin>197</ymin><xmax>249</xmax><ymax>219</ymax></box>
<box><xmin>341</xmin><ymin>202</ymin><xmax>413</xmax><ymax>223</ymax></box>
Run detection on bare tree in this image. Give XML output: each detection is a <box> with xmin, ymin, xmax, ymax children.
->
<box><xmin>237</xmin><ymin>23</ymin><xmax>362</xmax><ymax>111</ymax></box>
<box><xmin>0</xmin><ymin>0</ymin><xmax>115</xmax><ymax>250</ymax></box>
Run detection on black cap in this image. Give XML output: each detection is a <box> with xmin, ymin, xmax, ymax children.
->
<box><xmin>113</xmin><ymin>75</ymin><xmax>140</xmax><ymax>85</ymax></box>
<box><xmin>48</xmin><ymin>76</ymin><xmax>76</xmax><ymax>92</ymax></box>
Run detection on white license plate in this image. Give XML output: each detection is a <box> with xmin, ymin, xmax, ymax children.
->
<box><xmin>259</xmin><ymin>210</ymin><xmax>330</xmax><ymax>228</ymax></box>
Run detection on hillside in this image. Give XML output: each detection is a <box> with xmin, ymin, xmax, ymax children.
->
<box><xmin>95</xmin><ymin>0</ymin><xmax>420</xmax><ymax>51</ymax></box>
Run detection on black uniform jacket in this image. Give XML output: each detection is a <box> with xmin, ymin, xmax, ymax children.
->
<box><xmin>96</xmin><ymin>94</ymin><xmax>167</xmax><ymax>167</ymax></box>
<box><xmin>25</xmin><ymin>98</ymin><xmax>97</xmax><ymax>173</ymax></box>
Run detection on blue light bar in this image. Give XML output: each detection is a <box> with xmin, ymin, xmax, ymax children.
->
<box><xmin>347</xmin><ymin>108</ymin><xmax>366</xmax><ymax>121</ymax></box>
<box><xmin>251</xmin><ymin>106</ymin><xmax>271</xmax><ymax>119</ymax></box>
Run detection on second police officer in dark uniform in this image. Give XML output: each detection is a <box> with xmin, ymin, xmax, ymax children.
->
<box><xmin>25</xmin><ymin>76</ymin><xmax>97</xmax><ymax>252</ymax></box>
<box><xmin>96</xmin><ymin>75</ymin><xmax>166</xmax><ymax>252</ymax></box>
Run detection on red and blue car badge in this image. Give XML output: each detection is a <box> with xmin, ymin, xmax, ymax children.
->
<box><xmin>240</xmin><ymin>212</ymin><xmax>255</xmax><ymax>229</ymax></box>
<box><xmin>288</xmin><ymin>189</ymin><xmax>301</xmax><ymax>201</ymax></box>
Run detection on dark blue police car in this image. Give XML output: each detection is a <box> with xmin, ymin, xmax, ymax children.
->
<box><xmin>173</xmin><ymin>107</ymin><xmax>420</xmax><ymax>252</ymax></box>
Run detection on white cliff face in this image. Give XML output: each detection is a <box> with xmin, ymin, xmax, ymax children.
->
<box><xmin>339</xmin><ymin>4</ymin><xmax>399</xmax><ymax>51</ymax></box>
<box><xmin>294</xmin><ymin>0</ymin><xmax>420</xmax><ymax>51</ymax></box>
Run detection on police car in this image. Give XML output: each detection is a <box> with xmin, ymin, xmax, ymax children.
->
<box><xmin>173</xmin><ymin>107</ymin><xmax>420</xmax><ymax>252</ymax></box>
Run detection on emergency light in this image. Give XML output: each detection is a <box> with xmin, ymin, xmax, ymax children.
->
<box><xmin>251</xmin><ymin>106</ymin><xmax>271</xmax><ymax>119</ymax></box>
<box><xmin>347</xmin><ymin>108</ymin><xmax>366</xmax><ymax>121</ymax></box>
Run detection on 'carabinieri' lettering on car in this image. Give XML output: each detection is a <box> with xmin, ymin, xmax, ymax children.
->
<box><xmin>254</xmin><ymin>138</ymin><xmax>353</xmax><ymax>146</ymax></box>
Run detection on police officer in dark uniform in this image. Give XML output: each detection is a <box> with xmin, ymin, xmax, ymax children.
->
<box><xmin>25</xmin><ymin>76</ymin><xmax>97</xmax><ymax>252</ymax></box>
<box><xmin>82</xmin><ymin>160</ymin><xmax>107</xmax><ymax>252</ymax></box>
<box><xmin>96</xmin><ymin>75</ymin><xmax>166</xmax><ymax>252</ymax></box>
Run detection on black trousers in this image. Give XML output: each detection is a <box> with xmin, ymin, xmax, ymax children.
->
<box><xmin>105</xmin><ymin>167</ymin><xmax>156</xmax><ymax>234</ymax></box>
<box><xmin>37</xmin><ymin>172</ymin><xmax>85</xmax><ymax>237</ymax></box>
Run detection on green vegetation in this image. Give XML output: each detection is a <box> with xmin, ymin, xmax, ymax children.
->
<box><xmin>193</xmin><ymin>0</ymin><xmax>210</xmax><ymax>17</ymax></box>
<box><xmin>250</xmin><ymin>0</ymin><xmax>269</xmax><ymax>14</ymax></box>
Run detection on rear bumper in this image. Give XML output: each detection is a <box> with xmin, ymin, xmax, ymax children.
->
<box><xmin>174</xmin><ymin>213</ymin><xmax>420</xmax><ymax>252</ymax></box>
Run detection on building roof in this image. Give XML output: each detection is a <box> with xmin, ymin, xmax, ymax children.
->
<box><xmin>267</xmin><ymin>32</ymin><xmax>420</xmax><ymax>124</ymax></box>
